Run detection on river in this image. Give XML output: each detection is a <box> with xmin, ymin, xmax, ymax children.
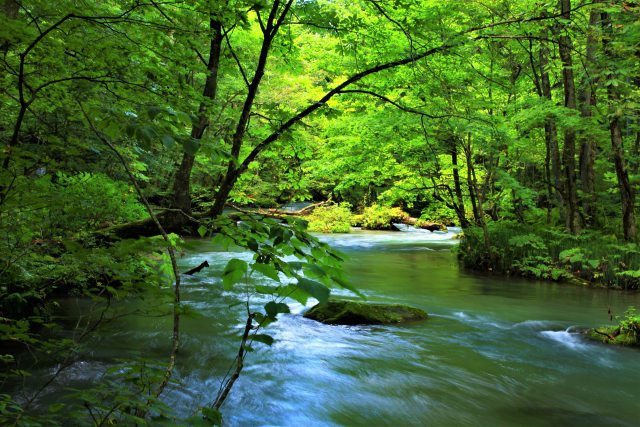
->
<box><xmin>32</xmin><ymin>229</ymin><xmax>640</xmax><ymax>425</ymax></box>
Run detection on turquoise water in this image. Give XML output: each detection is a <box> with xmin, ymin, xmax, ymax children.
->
<box><xmin>26</xmin><ymin>229</ymin><xmax>640</xmax><ymax>426</ymax></box>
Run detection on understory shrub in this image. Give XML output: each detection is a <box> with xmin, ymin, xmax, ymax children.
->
<box><xmin>418</xmin><ymin>202</ymin><xmax>457</xmax><ymax>226</ymax></box>
<box><xmin>306</xmin><ymin>203</ymin><xmax>352</xmax><ymax>233</ymax></box>
<box><xmin>361</xmin><ymin>204</ymin><xmax>409</xmax><ymax>230</ymax></box>
<box><xmin>458</xmin><ymin>222</ymin><xmax>640</xmax><ymax>289</ymax></box>
<box><xmin>0</xmin><ymin>172</ymin><xmax>155</xmax><ymax>318</ymax></box>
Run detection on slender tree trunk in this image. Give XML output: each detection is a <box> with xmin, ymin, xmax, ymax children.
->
<box><xmin>602</xmin><ymin>11</ymin><xmax>637</xmax><ymax>241</ymax></box>
<box><xmin>450</xmin><ymin>142</ymin><xmax>470</xmax><ymax>228</ymax></box>
<box><xmin>555</xmin><ymin>0</ymin><xmax>581</xmax><ymax>233</ymax></box>
<box><xmin>465</xmin><ymin>144</ymin><xmax>480</xmax><ymax>225</ymax></box>
<box><xmin>578</xmin><ymin>7</ymin><xmax>600</xmax><ymax>226</ymax></box>
<box><xmin>633</xmin><ymin>52</ymin><xmax>640</xmax><ymax>176</ymax></box>
<box><xmin>539</xmin><ymin>27</ymin><xmax>562</xmax><ymax>215</ymax></box>
<box><xmin>464</xmin><ymin>134</ymin><xmax>490</xmax><ymax>249</ymax></box>
<box><xmin>210</xmin><ymin>0</ymin><xmax>294</xmax><ymax>216</ymax></box>
<box><xmin>171</xmin><ymin>20</ymin><xmax>223</xmax><ymax>214</ymax></box>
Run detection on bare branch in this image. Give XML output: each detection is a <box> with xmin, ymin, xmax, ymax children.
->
<box><xmin>224</xmin><ymin>29</ymin><xmax>249</xmax><ymax>88</ymax></box>
<box><xmin>78</xmin><ymin>103</ymin><xmax>182</xmax><ymax>406</ymax></box>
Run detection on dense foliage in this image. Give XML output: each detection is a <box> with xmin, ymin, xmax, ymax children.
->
<box><xmin>1</xmin><ymin>0</ymin><xmax>639</xmax><ymax>424</ymax></box>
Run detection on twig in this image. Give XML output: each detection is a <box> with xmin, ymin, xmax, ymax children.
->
<box><xmin>78</xmin><ymin>103</ymin><xmax>181</xmax><ymax>408</ymax></box>
<box><xmin>212</xmin><ymin>313</ymin><xmax>254</xmax><ymax>410</ymax></box>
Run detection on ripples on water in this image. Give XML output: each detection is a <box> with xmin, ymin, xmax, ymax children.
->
<box><xmin>20</xmin><ymin>227</ymin><xmax>640</xmax><ymax>426</ymax></box>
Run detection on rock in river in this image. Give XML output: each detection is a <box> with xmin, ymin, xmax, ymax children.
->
<box><xmin>586</xmin><ymin>326</ymin><xmax>639</xmax><ymax>348</ymax></box>
<box><xmin>304</xmin><ymin>300</ymin><xmax>428</xmax><ymax>325</ymax></box>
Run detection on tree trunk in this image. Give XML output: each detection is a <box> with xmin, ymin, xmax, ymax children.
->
<box><xmin>578</xmin><ymin>7</ymin><xmax>600</xmax><ymax>226</ymax></box>
<box><xmin>602</xmin><ymin>11</ymin><xmax>637</xmax><ymax>241</ymax></box>
<box><xmin>210</xmin><ymin>1</ymin><xmax>295</xmax><ymax>217</ymax></box>
<box><xmin>539</xmin><ymin>27</ymin><xmax>562</xmax><ymax>215</ymax></box>
<box><xmin>463</xmin><ymin>134</ymin><xmax>490</xmax><ymax>248</ymax></box>
<box><xmin>171</xmin><ymin>20</ymin><xmax>223</xmax><ymax>214</ymax></box>
<box><xmin>555</xmin><ymin>0</ymin><xmax>581</xmax><ymax>233</ymax></box>
<box><xmin>1</xmin><ymin>0</ymin><xmax>19</xmax><ymax>53</ymax></box>
<box><xmin>465</xmin><ymin>144</ymin><xmax>480</xmax><ymax>225</ymax></box>
<box><xmin>450</xmin><ymin>142</ymin><xmax>470</xmax><ymax>228</ymax></box>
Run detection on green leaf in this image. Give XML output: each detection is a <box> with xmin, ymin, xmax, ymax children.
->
<box><xmin>333</xmin><ymin>276</ymin><xmax>364</xmax><ymax>298</ymax></box>
<box><xmin>222</xmin><ymin>259</ymin><xmax>248</xmax><ymax>290</ymax></box>
<box><xmin>253</xmin><ymin>312</ymin><xmax>275</xmax><ymax>327</ymax></box>
<box><xmin>255</xmin><ymin>284</ymin><xmax>277</xmax><ymax>294</ymax></box>
<box><xmin>252</xmin><ymin>263</ymin><xmax>281</xmax><ymax>282</ymax></box>
<box><xmin>252</xmin><ymin>334</ymin><xmax>275</xmax><ymax>346</ymax></box>
<box><xmin>265</xmin><ymin>301</ymin><xmax>290</xmax><ymax>318</ymax></box>
<box><xmin>303</xmin><ymin>263</ymin><xmax>327</xmax><ymax>279</ymax></box>
<box><xmin>182</xmin><ymin>137</ymin><xmax>200</xmax><ymax>155</ymax></box>
<box><xmin>277</xmin><ymin>284</ymin><xmax>308</xmax><ymax>305</ymax></box>
<box><xmin>197</xmin><ymin>225</ymin><xmax>208</xmax><ymax>238</ymax></box>
<box><xmin>296</xmin><ymin>277</ymin><xmax>330</xmax><ymax>304</ymax></box>
<box><xmin>202</xmin><ymin>407</ymin><xmax>222</xmax><ymax>425</ymax></box>
<box><xmin>48</xmin><ymin>403</ymin><xmax>65</xmax><ymax>413</ymax></box>
<box><xmin>161</xmin><ymin>134</ymin><xmax>175</xmax><ymax>149</ymax></box>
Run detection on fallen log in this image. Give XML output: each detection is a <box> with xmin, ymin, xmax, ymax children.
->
<box><xmin>228</xmin><ymin>200</ymin><xmax>330</xmax><ymax>218</ymax></box>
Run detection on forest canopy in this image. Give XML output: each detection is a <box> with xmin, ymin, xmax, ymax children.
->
<box><xmin>1</xmin><ymin>0</ymin><xmax>639</xmax><ymax>424</ymax></box>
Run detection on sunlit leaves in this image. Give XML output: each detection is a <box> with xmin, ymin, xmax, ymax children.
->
<box><xmin>295</xmin><ymin>277</ymin><xmax>330</xmax><ymax>304</ymax></box>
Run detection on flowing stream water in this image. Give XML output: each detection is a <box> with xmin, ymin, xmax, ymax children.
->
<box><xmin>34</xmin><ymin>229</ymin><xmax>640</xmax><ymax>426</ymax></box>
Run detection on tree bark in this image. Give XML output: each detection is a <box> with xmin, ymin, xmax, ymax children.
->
<box><xmin>1</xmin><ymin>0</ymin><xmax>19</xmax><ymax>53</ymax></box>
<box><xmin>555</xmin><ymin>0</ymin><xmax>581</xmax><ymax>233</ymax></box>
<box><xmin>465</xmin><ymin>144</ymin><xmax>480</xmax><ymax>225</ymax></box>
<box><xmin>450</xmin><ymin>142</ymin><xmax>470</xmax><ymax>228</ymax></box>
<box><xmin>539</xmin><ymin>26</ymin><xmax>562</xmax><ymax>214</ymax></box>
<box><xmin>578</xmin><ymin>7</ymin><xmax>600</xmax><ymax>226</ymax></box>
<box><xmin>602</xmin><ymin>11</ymin><xmax>637</xmax><ymax>241</ymax></box>
<box><xmin>209</xmin><ymin>0</ymin><xmax>295</xmax><ymax>216</ymax></box>
<box><xmin>171</xmin><ymin>19</ymin><xmax>223</xmax><ymax>214</ymax></box>
<box><xmin>464</xmin><ymin>134</ymin><xmax>490</xmax><ymax>249</ymax></box>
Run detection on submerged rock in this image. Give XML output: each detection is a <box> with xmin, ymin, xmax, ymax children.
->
<box><xmin>304</xmin><ymin>300</ymin><xmax>428</xmax><ymax>325</ymax></box>
<box><xmin>586</xmin><ymin>327</ymin><xmax>639</xmax><ymax>347</ymax></box>
<box><xmin>416</xmin><ymin>221</ymin><xmax>447</xmax><ymax>232</ymax></box>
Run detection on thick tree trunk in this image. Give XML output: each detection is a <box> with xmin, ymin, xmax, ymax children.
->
<box><xmin>609</xmin><ymin>119</ymin><xmax>637</xmax><ymax>241</ymax></box>
<box><xmin>602</xmin><ymin>11</ymin><xmax>637</xmax><ymax>241</ymax></box>
<box><xmin>556</xmin><ymin>0</ymin><xmax>581</xmax><ymax>233</ymax></box>
<box><xmin>578</xmin><ymin>8</ymin><xmax>600</xmax><ymax>226</ymax></box>
<box><xmin>171</xmin><ymin>20</ymin><xmax>223</xmax><ymax>214</ymax></box>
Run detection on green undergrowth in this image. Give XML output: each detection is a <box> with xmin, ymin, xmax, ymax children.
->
<box><xmin>306</xmin><ymin>203</ymin><xmax>352</xmax><ymax>233</ymax></box>
<box><xmin>1</xmin><ymin>172</ymin><xmax>167</xmax><ymax>319</ymax></box>
<box><xmin>303</xmin><ymin>203</ymin><xmax>416</xmax><ymax>233</ymax></box>
<box><xmin>360</xmin><ymin>204</ymin><xmax>409</xmax><ymax>230</ymax></box>
<box><xmin>458</xmin><ymin>222</ymin><xmax>640</xmax><ymax>289</ymax></box>
<box><xmin>588</xmin><ymin>307</ymin><xmax>640</xmax><ymax>347</ymax></box>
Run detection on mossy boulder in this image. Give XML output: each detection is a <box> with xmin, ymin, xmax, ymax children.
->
<box><xmin>586</xmin><ymin>327</ymin><xmax>639</xmax><ymax>347</ymax></box>
<box><xmin>303</xmin><ymin>300</ymin><xmax>428</xmax><ymax>325</ymax></box>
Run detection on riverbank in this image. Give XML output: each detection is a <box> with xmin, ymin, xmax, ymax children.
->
<box><xmin>458</xmin><ymin>223</ymin><xmax>640</xmax><ymax>290</ymax></box>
